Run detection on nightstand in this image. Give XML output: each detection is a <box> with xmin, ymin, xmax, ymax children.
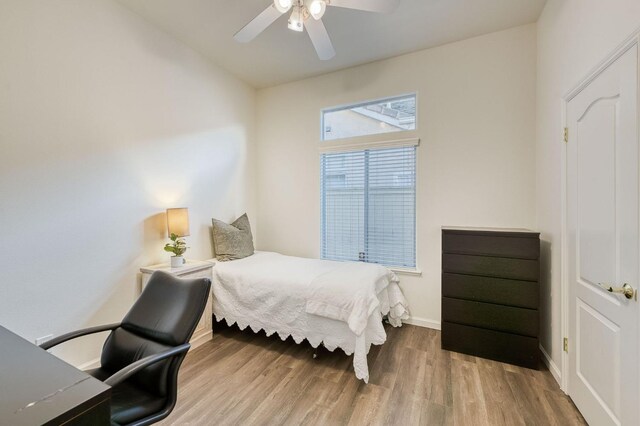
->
<box><xmin>140</xmin><ymin>259</ymin><xmax>215</xmax><ymax>350</ymax></box>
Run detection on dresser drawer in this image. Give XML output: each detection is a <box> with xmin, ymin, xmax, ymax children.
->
<box><xmin>442</xmin><ymin>273</ymin><xmax>538</xmax><ymax>309</ymax></box>
<box><xmin>442</xmin><ymin>297</ymin><xmax>539</xmax><ymax>337</ymax></box>
<box><xmin>442</xmin><ymin>253</ymin><xmax>539</xmax><ymax>281</ymax></box>
<box><xmin>441</xmin><ymin>321</ymin><xmax>539</xmax><ymax>369</ymax></box>
<box><xmin>443</xmin><ymin>233</ymin><xmax>539</xmax><ymax>259</ymax></box>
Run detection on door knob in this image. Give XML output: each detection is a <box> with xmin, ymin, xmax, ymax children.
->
<box><xmin>598</xmin><ymin>283</ymin><xmax>635</xmax><ymax>300</ymax></box>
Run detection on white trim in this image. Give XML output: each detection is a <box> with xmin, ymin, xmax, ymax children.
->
<box><xmin>560</xmin><ymin>28</ymin><xmax>640</xmax><ymax>396</ymax></box>
<box><xmin>404</xmin><ymin>316</ymin><xmax>441</xmax><ymax>330</ymax></box>
<box><xmin>391</xmin><ymin>267</ymin><xmax>422</xmax><ymax>277</ymax></box>
<box><xmin>189</xmin><ymin>331</ymin><xmax>213</xmax><ymax>350</ymax></box>
<box><xmin>540</xmin><ymin>344</ymin><xmax>563</xmax><ymax>389</ymax></box>
<box><xmin>560</xmin><ymin>95</ymin><xmax>570</xmax><ymax>393</ymax></box>
<box><xmin>318</xmin><ymin>136</ymin><xmax>420</xmax><ymax>153</ymax></box>
<box><xmin>564</xmin><ymin>31</ymin><xmax>640</xmax><ymax>101</ymax></box>
<box><xmin>414</xmin><ymin>143</ymin><xmax>422</xmax><ymax>278</ymax></box>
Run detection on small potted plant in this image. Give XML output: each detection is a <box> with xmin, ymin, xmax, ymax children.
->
<box><xmin>164</xmin><ymin>233</ymin><xmax>188</xmax><ymax>267</ymax></box>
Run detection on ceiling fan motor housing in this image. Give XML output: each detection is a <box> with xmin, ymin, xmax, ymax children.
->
<box><xmin>287</xmin><ymin>6</ymin><xmax>305</xmax><ymax>32</ymax></box>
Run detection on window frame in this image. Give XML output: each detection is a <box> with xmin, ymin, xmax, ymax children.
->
<box><xmin>318</xmin><ymin>139</ymin><xmax>421</xmax><ymax>275</ymax></box>
<box><xmin>320</xmin><ymin>93</ymin><xmax>418</xmax><ymax>143</ymax></box>
<box><xmin>318</xmin><ymin>93</ymin><xmax>421</xmax><ymax>275</ymax></box>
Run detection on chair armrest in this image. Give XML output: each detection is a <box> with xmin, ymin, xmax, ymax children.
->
<box><xmin>103</xmin><ymin>343</ymin><xmax>191</xmax><ymax>387</ymax></box>
<box><xmin>40</xmin><ymin>323</ymin><xmax>121</xmax><ymax>350</ymax></box>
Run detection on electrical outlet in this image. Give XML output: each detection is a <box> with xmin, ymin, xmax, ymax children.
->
<box><xmin>35</xmin><ymin>334</ymin><xmax>53</xmax><ymax>346</ymax></box>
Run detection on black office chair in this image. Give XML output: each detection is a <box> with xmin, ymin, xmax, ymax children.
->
<box><xmin>41</xmin><ymin>271</ymin><xmax>211</xmax><ymax>426</ymax></box>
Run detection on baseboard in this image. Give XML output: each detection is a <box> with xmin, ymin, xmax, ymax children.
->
<box><xmin>189</xmin><ymin>330</ymin><xmax>213</xmax><ymax>350</ymax></box>
<box><xmin>404</xmin><ymin>316</ymin><xmax>441</xmax><ymax>330</ymax></box>
<box><xmin>76</xmin><ymin>357</ymin><xmax>101</xmax><ymax>370</ymax></box>
<box><xmin>539</xmin><ymin>344</ymin><xmax>562</xmax><ymax>387</ymax></box>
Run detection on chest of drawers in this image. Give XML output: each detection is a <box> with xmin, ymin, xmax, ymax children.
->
<box><xmin>441</xmin><ymin>227</ymin><xmax>540</xmax><ymax>369</ymax></box>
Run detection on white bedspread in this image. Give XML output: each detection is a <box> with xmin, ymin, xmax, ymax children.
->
<box><xmin>305</xmin><ymin>261</ymin><xmax>400</xmax><ymax>335</ymax></box>
<box><xmin>210</xmin><ymin>251</ymin><xmax>409</xmax><ymax>382</ymax></box>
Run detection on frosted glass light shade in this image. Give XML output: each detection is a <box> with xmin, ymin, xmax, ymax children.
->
<box><xmin>274</xmin><ymin>0</ymin><xmax>292</xmax><ymax>13</ymax></box>
<box><xmin>309</xmin><ymin>0</ymin><xmax>326</xmax><ymax>19</ymax></box>
<box><xmin>166</xmin><ymin>208</ymin><xmax>190</xmax><ymax>237</ymax></box>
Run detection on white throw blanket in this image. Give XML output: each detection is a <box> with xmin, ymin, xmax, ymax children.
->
<box><xmin>210</xmin><ymin>251</ymin><xmax>409</xmax><ymax>382</ymax></box>
<box><xmin>305</xmin><ymin>261</ymin><xmax>399</xmax><ymax>336</ymax></box>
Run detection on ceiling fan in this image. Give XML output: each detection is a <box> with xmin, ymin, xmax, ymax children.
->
<box><xmin>234</xmin><ymin>0</ymin><xmax>400</xmax><ymax>60</ymax></box>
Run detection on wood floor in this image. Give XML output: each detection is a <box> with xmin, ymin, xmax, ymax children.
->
<box><xmin>162</xmin><ymin>323</ymin><xmax>586</xmax><ymax>426</ymax></box>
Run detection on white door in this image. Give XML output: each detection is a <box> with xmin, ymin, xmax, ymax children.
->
<box><xmin>567</xmin><ymin>42</ymin><xmax>640</xmax><ymax>426</ymax></box>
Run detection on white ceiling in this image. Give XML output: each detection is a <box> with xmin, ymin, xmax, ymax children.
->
<box><xmin>117</xmin><ymin>0</ymin><xmax>546</xmax><ymax>88</ymax></box>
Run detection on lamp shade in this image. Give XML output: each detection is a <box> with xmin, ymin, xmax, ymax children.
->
<box><xmin>166</xmin><ymin>208</ymin><xmax>190</xmax><ymax>237</ymax></box>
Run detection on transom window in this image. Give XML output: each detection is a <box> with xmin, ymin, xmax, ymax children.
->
<box><xmin>322</xmin><ymin>94</ymin><xmax>417</xmax><ymax>141</ymax></box>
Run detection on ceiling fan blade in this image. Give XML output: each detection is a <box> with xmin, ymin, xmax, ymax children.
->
<box><xmin>234</xmin><ymin>5</ymin><xmax>283</xmax><ymax>43</ymax></box>
<box><xmin>329</xmin><ymin>0</ymin><xmax>399</xmax><ymax>13</ymax></box>
<box><xmin>305</xmin><ymin>18</ymin><xmax>336</xmax><ymax>60</ymax></box>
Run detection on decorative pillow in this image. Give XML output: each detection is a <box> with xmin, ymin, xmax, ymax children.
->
<box><xmin>211</xmin><ymin>213</ymin><xmax>255</xmax><ymax>261</ymax></box>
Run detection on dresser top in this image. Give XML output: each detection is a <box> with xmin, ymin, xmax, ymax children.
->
<box><xmin>140</xmin><ymin>259</ymin><xmax>215</xmax><ymax>274</ymax></box>
<box><xmin>442</xmin><ymin>226</ymin><xmax>540</xmax><ymax>236</ymax></box>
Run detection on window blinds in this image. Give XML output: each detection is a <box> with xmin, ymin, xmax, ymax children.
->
<box><xmin>320</xmin><ymin>145</ymin><xmax>416</xmax><ymax>268</ymax></box>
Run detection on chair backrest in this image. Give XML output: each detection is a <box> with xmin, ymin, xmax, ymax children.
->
<box><xmin>100</xmin><ymin>271</ymin><xmax>211</xmax><ymax>397</ymax></box>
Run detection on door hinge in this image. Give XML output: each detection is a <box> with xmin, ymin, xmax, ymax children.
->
<box><xmin>563</xmin><ymin>337</ymin><xmax>569</xmax><ymax>352</ymax></box>
<box><xmin>563</xmin><ymin>127</ymin><xmax>569</xmax><ymax>143</ymax></box>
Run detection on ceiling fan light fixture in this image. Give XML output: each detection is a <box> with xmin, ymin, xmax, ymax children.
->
<box><xmin>237</xmin><ymin>0</ymin><xmax>397</xmax><ymax>60</ymax></box>
<box><xmin>308</xmin><ymin>0</ymin><xmax>327</xmax><ymax>20</ymax></box>
<box><xmin>274</xmin><ymin>0</ymin><xmax>293</xmax><ymax>13</ymax></box>
<box><xmin>287</xmin><ymin>6</ymin><xmax>304</xmax><ymax>32</ymax></box>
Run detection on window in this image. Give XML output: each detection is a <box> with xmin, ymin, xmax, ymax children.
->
<box><xmin>322</xmin><ymin>94</ymin><xmax>416</xmax><ymax>141</ymax></box>
<box><xmin>320</xmin><ymin>145</ymin><xmax>416</xmax><ymax>268</ymax></box>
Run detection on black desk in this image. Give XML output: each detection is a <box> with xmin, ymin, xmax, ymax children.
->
<box><xmin>0</xmin><ymin>326</ymin><xmax>111</xmax><ymax>425</ymax></box>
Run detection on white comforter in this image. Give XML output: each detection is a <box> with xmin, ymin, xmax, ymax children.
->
<box><xmin>210</xmin><ymin>251</ymin><xmax>409</xmax><ymax>382</ymax></box>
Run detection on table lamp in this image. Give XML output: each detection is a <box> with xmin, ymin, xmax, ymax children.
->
<box><xmin>165</xmin><ymin>208</ymin><xmax>190</xmax><ymax>267</ymax></box>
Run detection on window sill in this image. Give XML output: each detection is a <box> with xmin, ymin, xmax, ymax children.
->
<box><xmin>390</xmin><ymin>267</ymin><xmax>422</xmax><ymax>277</ymax></box>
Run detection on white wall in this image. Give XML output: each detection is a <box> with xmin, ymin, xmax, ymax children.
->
<box><xmin>256</xmin><ymin>24</ymin><xmax>537</xmax><ymax>326</ymax></box>
<box><xmin>0</xmin><ymin>0</ymin><xmax>255</xmax><ymax>367</ymax></box>
<box><xmin>536</xmin><ymin>0</ymin><xmax>640</xmax><ymax>375</ymax></box>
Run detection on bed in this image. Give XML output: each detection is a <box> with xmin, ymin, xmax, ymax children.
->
<box><xmin>209</xmin><ymin>251</ymin><xmax>409</xmax><ymax>382</ymax></box>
